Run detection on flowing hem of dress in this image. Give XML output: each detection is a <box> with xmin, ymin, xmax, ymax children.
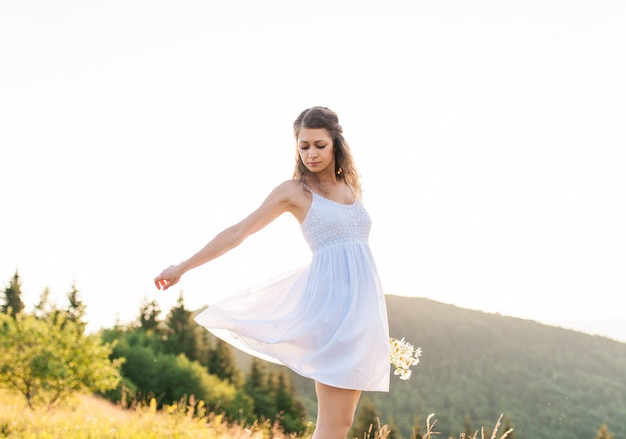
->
<box><xmin>198</xmin><ymin>327</ymin><xmax>389</xmax><ymax>392</ymax></box>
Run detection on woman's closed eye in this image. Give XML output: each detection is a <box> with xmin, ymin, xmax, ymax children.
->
<box><xmin>299</xmin><ymin>142</ymin><xmax>327</xmax><ymax>150</ymax></box>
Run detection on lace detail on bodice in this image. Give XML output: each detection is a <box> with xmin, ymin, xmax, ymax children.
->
<box><xmin>300</xmin><ymin>191</ymin><xmax>371</xmax><ymax>252</ymax></box>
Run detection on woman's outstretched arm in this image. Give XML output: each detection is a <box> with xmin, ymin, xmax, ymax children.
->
<box><xmin>154</xmin><ymin>180</ymin><xmax>305</xmax><ymax>291</ymax></box>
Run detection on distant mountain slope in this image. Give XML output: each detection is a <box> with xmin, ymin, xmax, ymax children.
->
<box><xmin>374</xmin><ymin>295</ymin><xmax>626</xmax><ymax>438</ymax></box>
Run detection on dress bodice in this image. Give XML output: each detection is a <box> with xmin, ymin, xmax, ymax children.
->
<box><xmin>300</xmin><ymin>191</ymin><xmax>371</xmax><ymax>253</ymax></box>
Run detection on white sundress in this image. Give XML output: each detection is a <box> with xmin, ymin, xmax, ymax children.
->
<box><xmin>194</xmin><ymin>186</ymin><xmax>390</xmax><ymax>392</ymax></box>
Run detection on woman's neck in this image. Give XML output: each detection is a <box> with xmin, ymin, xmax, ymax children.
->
<box><xmin>306</xmin><ymin>175</ymin><xmax>350</xmax><ymax>201</ymax></box>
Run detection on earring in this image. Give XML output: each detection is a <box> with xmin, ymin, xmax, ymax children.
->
<box><xmin>337</xmin><ymin>167</ymin><xmax>343</xmax><ymax>175</ymax></box>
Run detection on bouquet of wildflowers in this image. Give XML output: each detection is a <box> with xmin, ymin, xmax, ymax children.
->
<box><xmin>389</xmin><ymin>337</ymin><xmax>422</xmax><ymax>380</ymax></box>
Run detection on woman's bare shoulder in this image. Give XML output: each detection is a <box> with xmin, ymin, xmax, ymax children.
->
<box><xmin>273</xmin><ymin>179</ymin><xmax>311</xmax><ymax>203</ymax></box>
<box><xmin>269</xmin><ymin>179</ymin><xmax>312</xmax><ymax>223</ymax></box>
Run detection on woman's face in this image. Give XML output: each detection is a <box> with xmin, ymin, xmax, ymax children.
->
<box><xmin>297</xmin><ymin>127</ymin><xmax>335</xmax><ymax>174</ymax></box>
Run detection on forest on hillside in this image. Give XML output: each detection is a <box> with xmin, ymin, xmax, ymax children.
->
<box><xmin>370</xmin><ymin>295</ymin><xmax>626</xmax><ymax>438</ymax></box>
<box><xmin>2</xmin><ymin>272</ymin><xmax>624</xmax><ymax>439</ymax></box>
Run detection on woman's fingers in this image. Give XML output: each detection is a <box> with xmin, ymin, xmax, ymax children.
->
<box><xmin>155</xmin><ymin>265</ymin><xmax>181</xmax><ymax>290</ymax></box>
<box><xmin>155</xmin><ymin>269</ymin><xmax>171</xmax><ymax>290</ymax></box>
<box><xmin>154</xmin><ymin>277</ymin><xmax>164</xmax><ymax>290</ymax></box>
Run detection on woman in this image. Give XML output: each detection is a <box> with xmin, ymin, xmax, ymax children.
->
<box><xmin>154</xmin><ymin>106</ymin><xmax>390</xmax><ymax>439</ymax></box>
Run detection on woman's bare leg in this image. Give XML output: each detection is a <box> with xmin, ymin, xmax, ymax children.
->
<box><xmin>312</xmin><ymin>381</ymin><xmax>361</xmax><ymax>439</ymax></box>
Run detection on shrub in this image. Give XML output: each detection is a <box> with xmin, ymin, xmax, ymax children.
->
<box><xmin>0</xmin><ymin>313</ymin><xmax>122</xmax><ymax>408</ymax></box>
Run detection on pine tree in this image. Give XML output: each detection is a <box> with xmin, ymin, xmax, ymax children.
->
<box><xmin>245</xmin><ymin>358</ymin><xmax>276</xmax><ymax>422</ymax></box>
<box><xmin>274</xmin><ymin>370</ymin><xmax>307</xmax><ymax>434</ymax></box>
<box><xmin>1</xmin><ymin>271</ymin><xmax>25</xmax><ymax>317</ymax></box>
<box><xmin>138</xmin><ymin>296</ymin><xmax>161</xmax><ymax>331</ymax></box>
<box><xmin>193</xmin><ymin>321</ymin><xmax>214</xmax><ymax>367</ymax></box>
<box><xmin>65</xmin><ymin>283</ymin><xmax>87</xmax><ymax>332</ymax></box>
<box><xmin>207</xmin><ymin>338</ymin><xmax>242</xmax><ymax>386</ymax></box>
<box><xmin>245</xmin><ymin>357</ymin><xmax>267</xmax><ymax>391</ymax></box>
<box><xmin>164</xmin><ymin>291</ymin><xmax>198</xmax><ymax>361</ymax></box>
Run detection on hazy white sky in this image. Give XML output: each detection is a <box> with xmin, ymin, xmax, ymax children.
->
<box><xmin>1</xmin><ymin>1</ymin><xmax>625</xmax><ymax>342</ymax></box>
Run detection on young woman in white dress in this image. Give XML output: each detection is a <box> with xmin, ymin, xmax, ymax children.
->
<box><xmin>155</xmin><ymin>106</ymin><xmax>390</xmax><ymax>439</ymax></box>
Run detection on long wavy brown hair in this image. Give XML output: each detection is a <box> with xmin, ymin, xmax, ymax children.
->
<box><xmin>292</xmin><ymin>106</ymin><xmax>362</xmax><ymax>198</ymax></box>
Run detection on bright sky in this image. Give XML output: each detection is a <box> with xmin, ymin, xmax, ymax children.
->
<box><xmin>1</xmin><ymin>1</ymin><xmax>625</xmax><ymax>342</ymax></box>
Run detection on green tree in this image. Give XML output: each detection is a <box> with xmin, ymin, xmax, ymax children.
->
<box><xmin>64</xmin><ymin>283</ymin><xmax>86</xmax><ymax>332</ymax></box>
<box><xmin>594</xmin><ymin>424</ymin><xmax>615</xmax><ymax>439</ymax></box>
<box><xmin>1</xmin><ymin>271</ymin><xmax>25</xmax><ymax>317</ymax></box>
<box><xmin>207</xmin><ymin>338</ymin><xmax>242</xmax><ymax>386</ymax></box>
<box><xmin>138</xmin><ymin>296</ymin><xmax>161</xmax><ymax>332</ymax></box>
<box><xmin>350</xmin><ymin>397</ymin><xmax>381</xmax><ymax>438</ymax></box>
<box><xmin>245</xmin><ymin>358</ymin><xmax>276</xmax><ymax>422</ymax></box>
<box><xmin>104</xmin><ymin>329</ymin><xmax>164</xmax><ymax>401</ymax></box>
<box><xmin>0</xmin><ymin>312</ymin><xmax>122</xmax><ymax>408</ymax></box>
<box><xmin>164</xmin><ymin>291</ymin><xmax>198</xmax><ymax>361</ymax></box>
<box><xmin>192</xmin><ymin>319</ymin><xmax>214</xmax><ymax>367</ymax></box>
<box><xmin>245</xmin><ymin>357</ymin><xmax>266</xmax><ymax>391</ymax></box>
<box><xmin>274</xmin><ymin>370</ymin><xmax>307</xmax><ymax>434</ymax></box>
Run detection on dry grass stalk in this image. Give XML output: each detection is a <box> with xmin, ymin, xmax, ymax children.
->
<box><xmin>448</xmin><ymin>413</ymin><xmax>513</xmax><ymax>439</ymax></box>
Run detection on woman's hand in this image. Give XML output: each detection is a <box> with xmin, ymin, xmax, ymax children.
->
<box><xmin>154</xmin><ymin>264</ymin><xmax>184</xmax><ymax>290</ymax></box>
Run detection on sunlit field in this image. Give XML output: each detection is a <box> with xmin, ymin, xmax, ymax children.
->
<box><xmin>0</xmin><ymin>389</ymin><xmax>514</xmax><ymax>439</ymax></box>
<box><xmin>0</xmin><ymin>390</ymin><xmax>306</xmax><ymax>439</ymax></box>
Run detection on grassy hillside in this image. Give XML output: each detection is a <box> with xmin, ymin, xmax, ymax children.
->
<box><xmin>373</xmin><ymin>295</ymin><xmax>626</xmax><ymax>438</ymax></box>
<box><xmin>0</xmin><ymin>390</ymin><xmax>301</xmax><ymax>438</ymax></box>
